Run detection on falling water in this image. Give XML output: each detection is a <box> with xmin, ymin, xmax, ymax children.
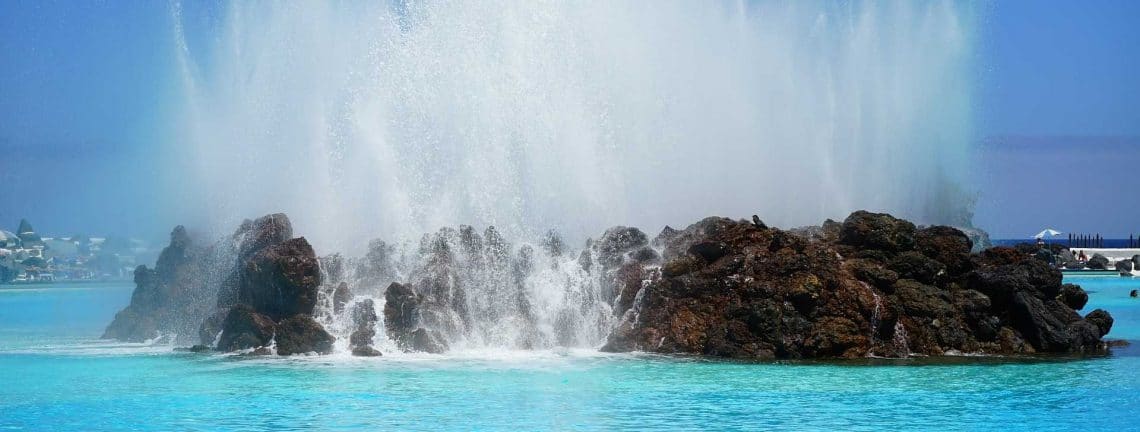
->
<box><xmin>867</xmin><ymin>284</ymin><xmax>882</xmax><ymax>340</ymax></box>
<box><xmin>862</xmin><ymin>281</ymin><xmax>885</xmax><ymax>356</ymax></box>
<box><xmin>863</xmin><ymin>280</ymin><xmax>910</xmax><ymax>358</ymax></box>
<box><xmin>169</xmin><ymin>1</ymin><xmax>976</xmax><ymax>252</ymax></box>
<box><xmin>312</xmin><ymin>227</ymin><xmax>626</xmax><ymax>350</ymax></box>
<box><xmin>166</xmin><ymin>1</ymin><xmax>977</xmax><ymax>351</ymax></box>
<box><xmin>892</xmin><ymin>321</ymin><xmax>911</xmax><ymax>357</ymax></box>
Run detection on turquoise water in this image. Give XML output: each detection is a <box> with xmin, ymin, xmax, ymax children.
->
<box><xmin>2</xmin><ymin>277</ymin><xmax>1139</xmax><ymax>431</ymax></box>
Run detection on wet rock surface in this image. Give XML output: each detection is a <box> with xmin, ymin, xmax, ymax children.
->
<box><xmin>332</xmin><ymin>282</ymin><xmax>351</xmax><ymax>315</ymax></box>
<box><xmin>367</xmin><ymin>223</ymin><xmax>572</xmax><ymax>353</ymax></box>
<box><xmin>595</xmin><ymin>227</ymin><xmax>649</xmax><ymax>268</ymax></box>
<box><xmin>350</xmin><ymin>299</ymin><xmax>380</xmax><ymax>356</ymax></box>
<box><xmin>106</xmin><ymin>213</ymin><xmax>336</xmax><ymax>356</ymax></box>
<box><xmin>382</xmin><ymin>281</ymin><xmax>450</xmax><ymax>353</ymax></box>
<box><xmin>238</xmin><ymin>237</ymin><xmax>321</xmax><ymax>320</ymax></box>
<box><xmin>601</xmin><ymin>211</ymin><xmax>1114</xmax><ymax>359</ymax></box>
<box><xmin>109</xmin><ymin>210</ymin><xmax>1115</xmax><ymax>360</ymax></box>
<box><xmin>410</xmin><ymin>328</ymin><xmax>449</xmax><ymax>354</ymax></box>
<box><xmin>102</xmin><ymin>226</ymin><xmax>216</xmax><ymax>343</ymax></box>
<box><xmin>383</xmin><ymin>282</ymin><xmax>421</xmax><ymax>346</ymax></box>
<box><xmin>215</xmin><ymin>305</ymin><xmax>276</xmax><ymax>352</ymax></box>
<box><xmin>275</xmin><ymin>315</ymin><xmax>335</xmax><ymax>355</ymax></box>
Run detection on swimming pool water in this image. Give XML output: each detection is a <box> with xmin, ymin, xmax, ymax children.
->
<box><xmin>1</xmin><ymin>277</ymin><xmax>1138</xmax><ymax>431</ymax></box>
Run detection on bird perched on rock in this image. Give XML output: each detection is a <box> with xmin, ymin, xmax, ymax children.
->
<box><xmin>751</xmin><ymin>215</ymin><xmax>767</xmax><ymax>229</ymax></box>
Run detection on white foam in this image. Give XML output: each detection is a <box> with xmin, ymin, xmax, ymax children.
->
<box><xmin>0</xmin><ymin>339</ymin><xmax>178</xmax><ymax>357</ymax></box>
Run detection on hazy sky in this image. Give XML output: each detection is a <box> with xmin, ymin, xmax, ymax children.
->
<box><xmin>972</xmin><ymin>0</ymin><xmax>1140</xmax><ymax>238</ymax></box>
<box><xmin>1</xmin><ymin>1</ymin><xmax>1138</xmax><ymax>241</ymax></box>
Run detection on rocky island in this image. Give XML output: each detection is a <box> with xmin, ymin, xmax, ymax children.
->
<box><xmin>105</xmin><ymin>214</ymin><xmax>339</xmax><ymax>355</ymax></box>
<box><xmin>104</xmin><ymin>211</ymin><xmax>1113</xmax><ymax>359</ymax></box>
<box><xmin>601</xmin><ymin>211</ymin><xmax>1111</xmax><ymax>358</ymax></box>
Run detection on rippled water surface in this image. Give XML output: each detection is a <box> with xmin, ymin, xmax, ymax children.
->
<box><xmin>2</xmin><ymin>277</ymin><xmax>1139</xmax><ymax>431</ymax></box>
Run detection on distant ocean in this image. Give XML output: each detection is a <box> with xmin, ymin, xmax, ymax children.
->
<box><xmin>993</xmin><ymin>238</ymin><xmax>1140</xmax><ymax>249</ymax></box>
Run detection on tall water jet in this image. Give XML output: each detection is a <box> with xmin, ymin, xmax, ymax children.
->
<box><xmin>169</xmin><ymin>1</ymin><xmax>976</xmax><ymax>253</ymax></box>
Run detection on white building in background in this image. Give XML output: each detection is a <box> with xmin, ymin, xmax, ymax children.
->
<box><xmin>0</xmin><ymin>230</ymin><xmax>20</xmax><ymax>249</ymax></box>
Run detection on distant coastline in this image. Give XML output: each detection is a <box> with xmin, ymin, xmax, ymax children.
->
<box><xmin>1</xmin><ymin>218</ymin><xmax>154</xmax><ymax>285</ymax></box>
<box><xmin>0</xmin><ymin>278</ymin><xmax>132</xmax><ymax>288</ymax></box>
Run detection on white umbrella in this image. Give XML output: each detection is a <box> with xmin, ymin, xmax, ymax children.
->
<box><xmin>1033</xmin><ymin>229</ymin><xmax>1063</xmax><ymax>239</ymax></box>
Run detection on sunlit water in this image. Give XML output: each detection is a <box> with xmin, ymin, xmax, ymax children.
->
<box><xmin>2</xmin><ymin>276</ymin><xmax>1139</xmax><ymax>431</ymax></box>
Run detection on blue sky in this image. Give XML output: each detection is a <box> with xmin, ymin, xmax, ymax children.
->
<box><xmin>972</xmin><ymin>0</ymin><xmax>1140</xmax><ymax>238</ymax></box>
<box><xmin>1</xmin><ymin>1</ymin><xmax>1138</xmax><ymax>240</ymax></box>
<box><xmin>979</xmin><ymin>0</ymin><xmax>1140</xmax><ymax>137</ymax></box>
<box><xmin>0</xmin><ymin>1</ymin><xmax>177</xmax><ymax>239</ymax></box>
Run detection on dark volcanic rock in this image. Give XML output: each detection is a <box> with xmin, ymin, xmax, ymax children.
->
<box><xmin>1084</xmin><ymin>309</ymin><xmax>1114</xmax><ymax>337</ymax></box>
<box><xmin>235</xmin><ymin>213</ymin><xmax>293</xmax><ymax>259</ymax></box>
<box><xmin>602</xmin><ymin>210</ymin><xmax>1113</xmax><ymax>359</ymax></box>
<box><xmin>1033</xmin><ymin>249</ymin><xmax>1056</xmax><ymax>265</ymax></box>
<box><xmin>1009</xmin><ymin>291</ymin><xmax>1080</xmax><ymax>352</ymax></box>
<box><xmin>275</xmin><ymin>315</ymin><xmax>335</xmax><ymax>355</ymax></box>
<box><xmin>631</xmin><ymin>246</ymin><xmax>661</xmax><ymax>264</ymax></box>
<box><xmin>106</xmin><ymin>213</ymin><xmax>339</xmax><ymax>356</ymax></box>
<box><xmin>383</xmin><ymin>281</ymin><xmax>449</xmax><ymax>353</ymax></box>
<box><xmin>965</xmin><ymin>259</ymin><xmax>1062</xmax><ymax>309</ymax></box>
<box><xmin>410</xmin><ymin>328</ymin><xmax>449</xmax><ymax>354</ymax></box>
<box><xmin>350</xmin><ymin>299</ymin><xmax>379</xmax><ymax>355</ymax></box>
<box><xmin>688</xmin><ymin>241</ymin><xmax>728</xmax><ymax>263</ymax></box>
<box><xmin>102</xmin><ymin>267</ymin><xmax>162</xmax><ymax>342</ymax></box>
<box><xmin>1058</xmin><ymin>284</ymin><xmax>1089</xmax><ymax>310</ymax></box>
<box><xmin>384</xmin><ymin>282</ymin><xmax>420</xmax><ymax>337</ymax></box>
<box><xmin>652</xmin><ymin>226</ymin><xmax>680</xmax><ymax>248</ymax></box>
<box><xmin>888</xmin><ymin>251</ymin><xmax>946</xmax><ymax>285</ymax></box>
<box><xmin>1058</xmin><ymin>249</ymin><xmax>1076</xmax><ymax>265</ymax></box>
<box><xmin>613</xmin><ymin>263</ymin><xmax>647</xmax><ymax>317</ymax></box>
<box><xmin>1088</xmin><ymin>254</ymin><xmax>1109</xmax><ymax>270</ymax></box>
<box><xmin>595</xmin><ymin>226</ymin><xmax>649</xmax><ymax>268</ymax></box>
<box><xmin>215</xmin><ymin>214</ymin><xmax>298</xmax><ymax>308</ymax></box>
<box><xmin>974</xmin><ymin>246</ymin><xmax>1027</xmax><ymax>267</ymax></box>
<box><xmin>847</xmin><ymin>259</ymin><xmax>899</xmax><ymax>291</ymax></box>
<box><xmin>103</xmin><ymin>226</ymin><xmax>215</xmax><ymax>343</ymax></box>
<box><xmin>198</xmin><ymin>309</ymin><xmax>228</xmax><ymax>346</ymax></box>
<box><xmin>1117</xmin><ymin>259</ymin><xmax>1134</xmax><ymax>273</ymax></box>
<box><xmin>914</xmin><ymin>226</ymin><xmax>973</xmax><ymax>275</ymax></box>
<box><xmin>238</xmin><ymin>237</ymin><xmax>322</xmax><ymax>320</ymax></box>
<box><xmin>332</xmin><ymin>282</ymin><xmax>351</xmax><ymax>314</ymax></box>
<box><xmin>216</xmin><ymin>305</ymin><xmax>275</xmax><ymax>352</ymax></box>
<box><xmin>838</xmin><ymin>210</ymin><xmax>916</xmax><ymax>254</ymax></box>
<box><xmin>352</xmin><ymin>346</ymin><xmax>382</xmax><ymax>357</ymax></box>
<box><xmin>381</xmin><ymin>280</ymin><xmax>453</xmax><ymax>354</ymax></box>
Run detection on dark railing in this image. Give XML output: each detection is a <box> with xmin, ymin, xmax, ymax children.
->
<box><xmin>1066</xmin><ymin>233</ymin><xmax>1140</xmax><ymax>248</ymax></box>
